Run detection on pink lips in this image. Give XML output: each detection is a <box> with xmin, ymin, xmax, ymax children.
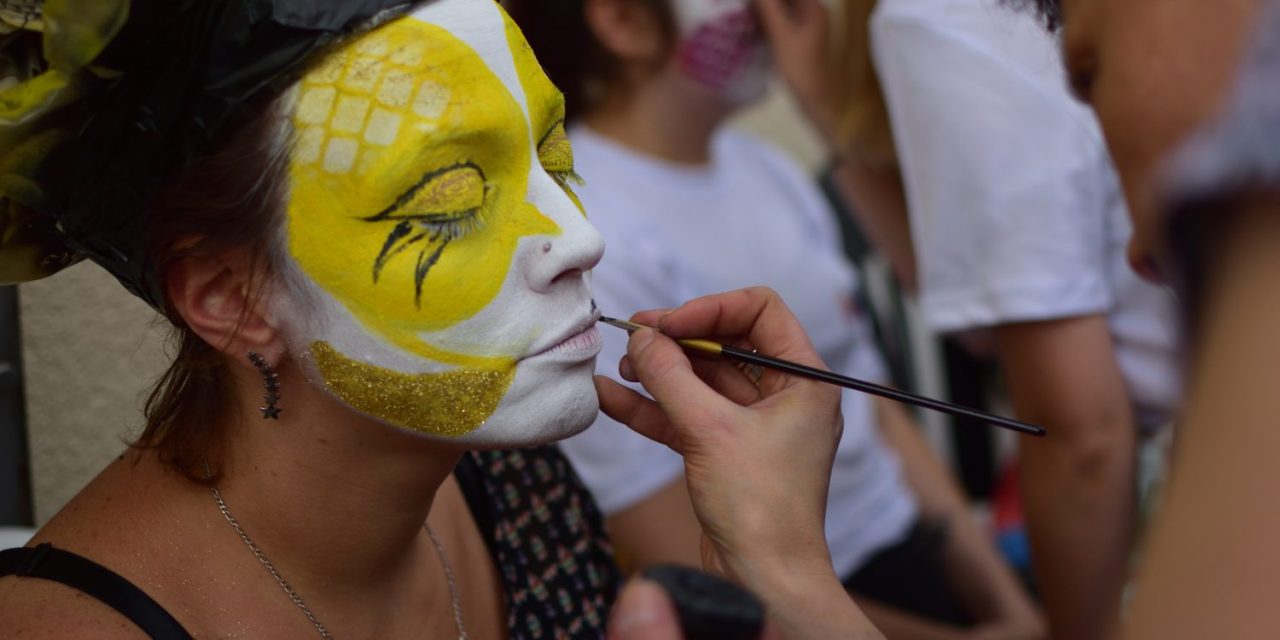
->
<box><xmin>546</xmin><ymin>325</ymin><xmax>602</xmax><ymax>357</ymax></box>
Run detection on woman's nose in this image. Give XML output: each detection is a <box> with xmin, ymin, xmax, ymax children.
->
<box><xmin>526</xmin><ymin>203</ymin><xmax>605</xmax><ymax>292</ymax></box>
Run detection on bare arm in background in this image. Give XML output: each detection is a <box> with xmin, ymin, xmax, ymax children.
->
<box><xmin>994</xmin><ymin>317</ymin><xmax>1136</xmax><ymax>639</ymax></box>
<box><xmin>604</xmin><ymin>479</ymin><xmax>703</xmax><ymax>571</ymax></box>
<box><xmin>871</xmin><ymin>399</ymin><xmax>1044</xmax><ymax>640</ymax></box>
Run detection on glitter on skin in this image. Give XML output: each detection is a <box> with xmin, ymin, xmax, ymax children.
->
<box><xmin>310</xmin><ymin>341</ymin><xmax>514</xmax><ymax>436</ymax></box>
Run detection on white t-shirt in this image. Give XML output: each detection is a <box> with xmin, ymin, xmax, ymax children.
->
<box><xmin>563</xmin><ymin>125</ymin><xmax>918</xmax><ymax>577</ymax></box>
<box><xmin>872</xmin><ymin>0</ymin><xmax>1181</xmax><ymax>425</ymax></box>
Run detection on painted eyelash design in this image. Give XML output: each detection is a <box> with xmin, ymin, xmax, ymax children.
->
<box><xmin>550</xmin><ymin>169</ymin><xmax>585</xmax><ymax>191</ymax></box>
<box><xmin>537</xmin><ymin>119</ymin><xmax>583</xmax><ymax>193</ymax></box>
<box><xmin>363</xmin><ymin>161</ymin><xmax>490</xmax><ymax>308</ymax></box>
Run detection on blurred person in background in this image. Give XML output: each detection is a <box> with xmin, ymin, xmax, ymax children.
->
<box><xmin>870</xmin><ymin>0</ymin><xmax>1182</xmax><ymax>636</ymax></box>
<box><xmin>505</xmin><ymin>1</ymin><xmax>1043</xmax><ymax>638</ymax></box>
<box><xmin>614</xmin><ymin>1</ymin><xmax>1280</xmax><ymax>638</ymax></box>
<box><xmin>1019</xmin><ymin>0</ymin><xmax>1275</xmax><ymax>636</ymax></box>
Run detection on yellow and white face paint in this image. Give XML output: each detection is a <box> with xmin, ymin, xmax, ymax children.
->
<box><xmin>279</xmin><ymin>0</ymin><xmax>604</xmax><ymax>446</ymax></box>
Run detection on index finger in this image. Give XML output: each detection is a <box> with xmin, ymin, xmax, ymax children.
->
<box><xmin>632</xmin><ymin>287</ymin><xmax>826</xmax><ymax>370</ymax></box>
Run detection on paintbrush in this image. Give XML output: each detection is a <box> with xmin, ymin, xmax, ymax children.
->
<box><xmin>599</xmin><ymin>316</ymin><xmax>1045</xmax><ymax>437</ymax></box>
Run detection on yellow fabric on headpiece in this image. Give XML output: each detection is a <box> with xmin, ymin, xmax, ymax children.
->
<box><xmin>0</xmin><ymin>124</ymin><xmax>75</xmax><ymax>281</ymax></box>
<box><xmin>0</xmin><ymin>0</ymin><xmax>127</xmax><ymax>129</ymax></box>
<box><xmin>0</xmin><ymin>0</ymin><xmax>129</xmax><ymax>283</ymax></box>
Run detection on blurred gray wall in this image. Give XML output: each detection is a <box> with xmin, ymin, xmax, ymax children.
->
<box><xmin>20</xmin><ymin>264</ymin><xmax>167</xmax><ymax>523</ymax></box>
<box><xmin>734</xmin><ymin>81</ymin><xmax>826</xmax><ymax>171</ymax></box>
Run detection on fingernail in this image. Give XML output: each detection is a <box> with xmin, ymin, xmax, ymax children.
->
<box><xmin>608</xmin><ymin>579</ymin><xmax>669</xmax><ymax>640</ymax></box>
<box><xmin>619</xmin><ymin>357</ymin><xmax>636</xmax><ymax>381</ymax></box>
<box><xmin>656</xmin><ymin>311</ymin><xmax>674</xmax><ymax>331</ymax></box>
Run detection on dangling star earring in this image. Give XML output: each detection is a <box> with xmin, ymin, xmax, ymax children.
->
<box><xmin>247</xmin><ymin>352</ymin><xmax>282</xmax><ymax>419</ymax></box>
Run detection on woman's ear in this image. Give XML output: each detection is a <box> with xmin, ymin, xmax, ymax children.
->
<box><xmin>167</xmin><ymin>250</ymin><xmax>285</xmax><ymax>366</ymax></box>
<box><xmin>584</xmin><ymin>0</ymin><xmax>671</xmax><ymax>63</ymax></box>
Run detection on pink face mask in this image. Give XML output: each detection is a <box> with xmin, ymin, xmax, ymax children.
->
<box><xmin>672</xmin><ymin>0</ymin><xmax>771</xmax><ymax>105</ymax></box>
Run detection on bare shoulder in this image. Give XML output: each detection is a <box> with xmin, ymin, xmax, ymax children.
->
<box><xmin>0</xmin><ymin>453</ymin><xmax>194</xmax><ymax>638</ymax></box>
<box><xmin>0</xmin><ymin>573</ymin><xmax>148</xmax><ymax>638</ymax></box>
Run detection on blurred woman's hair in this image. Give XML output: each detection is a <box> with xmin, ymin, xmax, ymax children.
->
<box><xmin>1004</xmin><ymin>0</ymin><xmax>1061</xmax><ymax>29</ymax></box>
<box><xmin>135</xmin><ymin>92</ymin><xmax>293</xmax><ymax>485</ymax></box>
<box><xmin>504</xmin><ymin>0</ymin><xmax>673</xmax><ymax>122</ymax></box>
<box><xmin>833</xmin><ymin>0</ymin><xmax>898</xmax><ymax>167</ymax></box>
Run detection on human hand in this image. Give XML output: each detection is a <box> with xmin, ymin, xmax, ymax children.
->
<box><xmin>595</xmin><ymin>287</ymin><xmax>842</xmax><ymax>590</ymax></box>
<box><xmin>753</xmin><ymin>0</ymin><xmax>839</xmax><ymax>142</ymax></box>
<box><xmin>607</xmin><ymin>579</ymin><xmax>685</xmax><ymax>640</ymax></box>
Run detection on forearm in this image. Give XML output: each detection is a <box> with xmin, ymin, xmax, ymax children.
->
<box><xmin>708</xmin><ymin>496</ymin><xmax>882</xmax><ymax>639</ymax></box>
<box><xmin>742</xmin><ymin>560</ymin><xmax>884</xmax><ymax>640</ymax></box>
<box><xmin>996</xmin><ymin>317</ymin><xmax>1137</xmax><ymax>638</ymax></box>
<box><xmin>1018</xmin><ymin>419</ymin><xmax>1133</xmax><ymax>638</ymax></box>
<box><xmin>875</xmin><ymin>399</ymin><xmax>971</xmax><ymax>520</ymax></box>
<box><xmin>876</xmin><ymin>400</ymin><xmax>1038</xmax><ymax>623</ymax></box>
<box><xmin>942</xmin><ymin>513</ymin><xmax>1043</xmax><ymax>625</ymax></box>
<box><xmin>857</xmin><ymin>600</ymin><xmax>968</xmax><ymax>640</ymax></box>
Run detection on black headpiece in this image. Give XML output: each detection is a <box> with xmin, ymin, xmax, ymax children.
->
<box><xmin>0</xmin><ymin>0</ymin><xmax>413</xmax><ymax>308</ymax></box>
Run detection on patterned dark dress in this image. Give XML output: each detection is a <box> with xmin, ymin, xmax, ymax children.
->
<box><xmin>455</xmin><ymin>446</ymin><xmax>622</xmax><ymax>639</ymax></box>
<box><xmin>0</xmin><ymin>445</ymin><xmax>622</xmax><ymax>639</ymax></box>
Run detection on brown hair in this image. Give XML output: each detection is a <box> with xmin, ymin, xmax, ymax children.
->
<box><xmin>133</xmin><ymin>93</ymin><xmax>293</xmax><ymax>484</ymax></box>
<box><xmin>504</xmin><ymin>0</ymin><xmax>673</xmax><ymax>122</ymax></box>
<box><xmin>832</xmin><ymin>0</ymin><xmax>898</xmax><ymax>168</ymax></box>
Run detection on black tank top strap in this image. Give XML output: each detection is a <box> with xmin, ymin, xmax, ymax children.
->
<box><xmin>0</xmin><ymin>543</ymin><xmax>193</xmax><ymax>639</ymax></box>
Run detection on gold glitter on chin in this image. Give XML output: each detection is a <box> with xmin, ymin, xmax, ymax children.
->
<box><xmin>310</xmin><ymin>341</ymin><xmax>515</xmax><ymax>437</ymax></box>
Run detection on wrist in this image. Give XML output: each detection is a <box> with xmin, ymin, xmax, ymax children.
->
<box><xmin>747</xmin><ymin>562</ymin><xmax>883</xmax><ymax>640</ymax></box>
<box><xmin>716</xmin><ymin>499</ymin><xmax>834</xmax><ymax>588</ymax></box>
<box><xmin>730</xmin><ymin>546</ymin><xmax>840</xmax><ymax>606</ymax></box>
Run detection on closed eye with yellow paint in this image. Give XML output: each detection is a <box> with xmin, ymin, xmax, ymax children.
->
<box><xmin>280</xmin><ymin>0</ymin><xmax>606</xmax><ymax>444</ymax></box>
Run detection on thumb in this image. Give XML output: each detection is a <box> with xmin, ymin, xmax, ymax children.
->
<box><xmin>608</xmin><ymin>578</ymin><xmax>684</xmax><ymax>640</ymax></box>
<box><xmin>626</xmin><ymin>329</ymin><xmax>731</xmax><ymax>425</ymax></box>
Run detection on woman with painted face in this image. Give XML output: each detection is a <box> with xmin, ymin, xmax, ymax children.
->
<box><xmin>0</xmin><ymin>1</ymin><xmax>871</xmax><ymax>638</ymax></box>
<box><xmin>505</xmin><ymin>2</ymin><xmax>1043</xmax><ymax>639</ymax></box>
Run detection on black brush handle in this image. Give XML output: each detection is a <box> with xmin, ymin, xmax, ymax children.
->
<box><xmin>722</xmin><ymin>345</ymin><xmax>1045</xmax><ymax>437</ymax></box>
<box><xmin>641</xmin><ymin>565</ymin><xmax>766</xmax><ymax>640</ymax></box>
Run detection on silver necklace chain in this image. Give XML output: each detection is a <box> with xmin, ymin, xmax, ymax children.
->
<box><xmin>205</xmin><ymin>465</ymin><xmax>467</xmax><ymax>639</ymax></box>
<box><xmin>209</xmin><ymin>481</ymin><xmax>334</xmax><ymax>639</ymax></box>
<box><xmin>426</xmin><ymin>522</ymin><xmax>469</xmax><ymax>640</ymax></box>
